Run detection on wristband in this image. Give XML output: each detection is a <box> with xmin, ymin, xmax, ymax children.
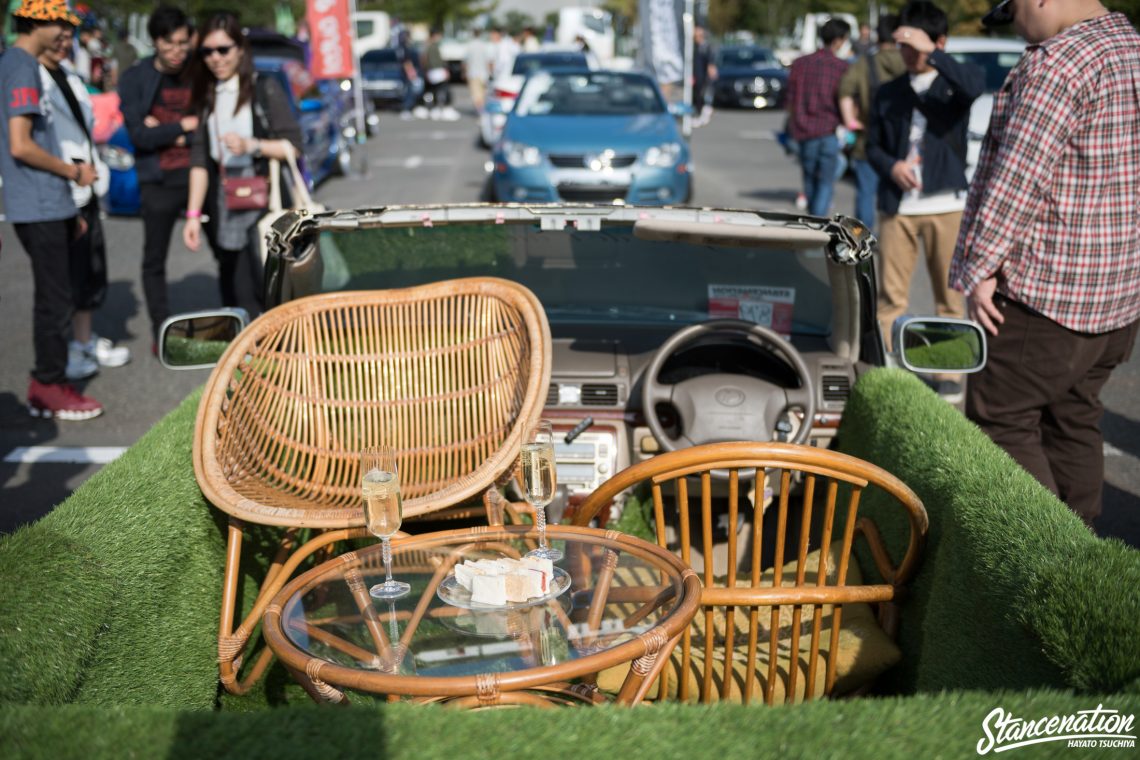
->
<box><xmin>186</xmin><ymin>209</ymin><xmax>202</xmax><ymax>219</ymax></box>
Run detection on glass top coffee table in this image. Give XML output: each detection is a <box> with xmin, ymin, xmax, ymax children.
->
<box><xmin>263</xmin><ymin>524</ymin><xmax>701</xmax><ymax>707</ymax></box>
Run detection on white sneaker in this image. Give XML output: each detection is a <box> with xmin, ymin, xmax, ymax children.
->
<box><xmin>441</xmin><ymin>106</ymin><xmax>460</xmax><ymax>121</ymax></box>
<box><xmin>412</xmin><ymin>106</ymin><xmax>429</xmax><ymax>120</ymax></box>
<box><xmin>399</xmin><ymin>110</ymin><xmax>414</xmax><ymax>121</ymax></box>
<box><xmin>429</xmin><ymin>108</ymin><xmax>442</xmax><ymax>121</ymax></box>
<box><xmin>89</xmin><ymin>335</ymin><xmax>131</xmax><ymax>367</ymax></box>
<box><xmin>65</xmin><ymin>342</ymin><xmax>99</xmax><ymax>380</ymax></box>
<box><xmin>795</xmin><ymin>193</ymin><xmax>808</xmax><ymax>211</ymax></box>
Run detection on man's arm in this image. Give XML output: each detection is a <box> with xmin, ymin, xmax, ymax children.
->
<box><xmin>118</xmin><ymin>66</ymin><xmax>187</xmax><ymax>151</ymax></box>
<box><xmin>953</xmin><ymin>59</ymin><xmax>1074</xmax><ymax>298</ymax></box>
<box><xmin>927</xmin><ymin>48</ymin><xmax>985</xmax><ymax>105</ymax></box>
<box><xmin>8</xmin><ymin>115</ymin><xmax>96</xmax><ymax>186</ymax></box>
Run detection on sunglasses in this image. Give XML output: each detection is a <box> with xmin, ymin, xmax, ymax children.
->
<box><xmin>199</xmin><ymin>44</ymin><xmax>236</xmax><ymax>58</ymax></box>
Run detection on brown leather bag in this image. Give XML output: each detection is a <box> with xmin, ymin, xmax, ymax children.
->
<box><xmin>215</xmin><ymin>114</ymin><xmax>268</xmax><ymax>211</ymax></box>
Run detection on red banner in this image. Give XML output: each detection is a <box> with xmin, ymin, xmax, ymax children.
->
<box><xmin>307</xmin><ymin>0</ymin><xmax>354</xmax><ymax>79</ymax></box>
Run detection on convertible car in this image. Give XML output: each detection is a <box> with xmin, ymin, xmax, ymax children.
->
<box><xmin>161</xmin><ymin>204</ymin><xmax>983</xmax><ymax>508</ymax></box>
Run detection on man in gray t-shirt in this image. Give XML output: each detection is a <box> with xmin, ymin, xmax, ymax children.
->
<box><xmin>2</xmin><ymin>0</ymin><xmax>104</xmax><ymax>420</ymax></box>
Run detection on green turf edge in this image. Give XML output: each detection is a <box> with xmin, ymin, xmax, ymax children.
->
<box><xmin>836</xmin><ymin>368</ymin><xmax>1140</xmax><ymax>695</ymax></box>
<box><xmin>2</xmin><ymin>690</ymin><xmax>1137</xmax><ymax>760</ymax></box>
<box><xmin>0</xmin><ymin>388</ymin><xmax>225</xmax><ymax>709</ymax></box>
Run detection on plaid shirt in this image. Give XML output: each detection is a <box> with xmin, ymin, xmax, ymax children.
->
<box><xmin>786</xmin><ymin>49</ymin><xmax>848</xmax><ymax>141</ymax></box>
<box><xmin>950</xmin><ymin>13</ymin><xmax>1140</xmax><ymax>333</ymax></box>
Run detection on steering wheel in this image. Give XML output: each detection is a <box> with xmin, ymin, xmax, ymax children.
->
<box><xmin>642</xmin><ymin>319</ymin><xmax>816</xmax><ymax>451</ymax></box>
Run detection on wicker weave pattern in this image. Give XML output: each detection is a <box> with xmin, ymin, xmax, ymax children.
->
<box><xmin>196</xmin><ymin>278</ymin><xmax>551</xmax><ymax>695</ymax></box>
<box><xmin>197</xmin><ymin>280</ymin><xmax>551</xmax><ymax>527</ymax></box>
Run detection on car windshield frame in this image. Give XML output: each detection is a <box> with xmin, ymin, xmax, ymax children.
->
<box><xmin>514</xmin><ymin>71</ymin><xmax>667</xmax><ymax>117</ymax></box>
<box><xmin>510</xmin><ymin>52</ymin><xmax>589</xmax><ymax>76</ymax></box>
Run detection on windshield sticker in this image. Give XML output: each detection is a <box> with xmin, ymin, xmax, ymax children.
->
<box><xmin>709</xmin><ymin>285</ymin><xmax>795</xmax><ymax>335</ymax></box>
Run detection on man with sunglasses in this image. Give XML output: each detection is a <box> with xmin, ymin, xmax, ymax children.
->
<box><xmin>117</xmin><ymin>5</ymin><xmax>198</xmax><ymax>349</ymax></box>
<box><xmin>950</xmin><ymin>0</ymin><xmax>1140</xmax><ymax>529</ymax></box>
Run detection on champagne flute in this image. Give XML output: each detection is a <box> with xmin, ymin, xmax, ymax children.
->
<box><xmin>362</xmin><ymin>446</ymin><xmax>410</xmax><ymax>599</ymax></box>
<box><xmin>523</xmin><ymin>420</ymin><xmax>562</xmax><ymax>561</ymax></box>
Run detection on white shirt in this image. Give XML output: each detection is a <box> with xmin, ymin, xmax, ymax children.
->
<box><xmin>207</xmin><ymin>75</ymin><xmax>254</xmax><ymax>169</ymax></box>
<box><xmin>898</xmin><ymin>69</ymin><xmax>966</xmax><ymax>216</ymax></box>
<box><xmin>492</xmin><ymin>37</ymin><xmax>520</xmax><ymax>81</ymax></box>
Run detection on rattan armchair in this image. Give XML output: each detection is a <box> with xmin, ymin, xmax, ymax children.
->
<box><xmin>194</xmin><ymin>277</ymin><xmax>551</xmax><ymax>694</ymax></box>
<box><xmin>572</xmin><ymin>441</ymin><xmax>927</xmax><ymax>705</ymax></box>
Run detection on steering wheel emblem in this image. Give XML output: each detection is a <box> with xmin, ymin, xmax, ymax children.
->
<box><xmin>715</xmin><ymin>387</ymin><xmax>746</xmax><ymax>407</ymax></box>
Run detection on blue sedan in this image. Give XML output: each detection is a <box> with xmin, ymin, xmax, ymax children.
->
<box><xmin>491</xmin><ymin>70</ymin><xmax>692</xmax><ymax>205</ymax></box>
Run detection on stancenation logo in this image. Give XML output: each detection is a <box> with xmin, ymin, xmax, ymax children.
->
<box><xmin>977</xmin><ymin>705</ymin><xmax>1136</xmax><ymax>754</ymax></box>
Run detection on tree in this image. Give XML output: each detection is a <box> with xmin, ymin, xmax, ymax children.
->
<box><xmin>360</xmin><ymin>0</ymin><xmax>491</xmax><ymax>29</ymax></box>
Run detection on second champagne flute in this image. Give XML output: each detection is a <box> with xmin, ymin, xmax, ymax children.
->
<box><xmin>362</xmin><ymin>446</ymin><xmax>410</xmax><ymax>599</ymax></box>
<box><xmin>523</xmin><ymin>420</ymin><xmax>561</xmax><ymax>561</ymax></box>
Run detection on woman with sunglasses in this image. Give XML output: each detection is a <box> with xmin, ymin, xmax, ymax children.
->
<box><xmin>182</xmin><ymin>12</ymin><xmax>301</xmax><ymax>319</ymax></box>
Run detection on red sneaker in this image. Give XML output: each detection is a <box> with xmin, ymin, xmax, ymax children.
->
<box><xmin>27</xmin><ymin>379</ymin><xmax>104</xmax><ymax>421</ymax></box>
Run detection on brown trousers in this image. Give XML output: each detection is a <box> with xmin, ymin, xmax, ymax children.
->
<box><xmin>877</xmin><ymin>211</ymin><xmax>965</xmax><ymax>348</ymax></box>
<box><xmin>967</xmin><ymin>294</ymin><xmax>1140</xmax><ymax>525</ymax></box>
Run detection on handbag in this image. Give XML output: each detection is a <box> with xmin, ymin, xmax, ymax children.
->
<box><xmin>216</xmin><ymin>114</ymin><xmax>269</xmax><ymax>211</ymax></box>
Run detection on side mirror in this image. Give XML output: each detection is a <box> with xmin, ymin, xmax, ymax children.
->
<box><xmin>158</xmin><ymin>308</ymin><xmax>249</xmax><ymax>370</ymax></box>
<box><xmin>892</xmin><ymin>317</ymin><xmax>987</xmax><ymax>373</ymax></box>
<box><xmin>669</xmin><ymin>102</ymin><xmax>693</xmax><ymax>117</ymax></box>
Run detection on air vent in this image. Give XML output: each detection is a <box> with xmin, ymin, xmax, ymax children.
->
<box><xmin>546</xmin><ymin>384</ymin><xmax>559</xmax><ymax>406</ymax></box>
<box><xmin>821</xmin><ymin>375</ymin><xmax>851</xmax><ymax>403</ymax></box>
<box><xmin>581</xmin><ymin>384</ymin><xmax>620</xmax><ymax>406</ymax></box>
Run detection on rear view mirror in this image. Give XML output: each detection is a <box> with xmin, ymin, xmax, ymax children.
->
<box><xmin>158</xmin><ymin>309</ymin><xmax>248</xmax><ymax>370</ymax></box>
<box><xmin>893</xmin><ymin>317</ymin><xmax>987</xmax><ymax>373</ymax></box>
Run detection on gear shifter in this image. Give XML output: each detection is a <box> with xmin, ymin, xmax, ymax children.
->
<box><xmin>564</xmin><ymin>415</ymin><xmax>595</xmax><ymax>444</ymax></box>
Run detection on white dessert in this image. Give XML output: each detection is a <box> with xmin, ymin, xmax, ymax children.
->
<box><xmin>453</xmin><ymin>556</ymin><xmax>554</xmax><ymax>605</ymax></box>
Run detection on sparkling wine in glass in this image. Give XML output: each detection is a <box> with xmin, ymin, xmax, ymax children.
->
<box><xmin>362</xmin><ymin>446</ymin><xmax>410</xmax><ymax>599</ymax></box>
<box><xmin>523</xmin><ymin>420</ymin><xmax>561</xmax><ymax>561</ymax></box>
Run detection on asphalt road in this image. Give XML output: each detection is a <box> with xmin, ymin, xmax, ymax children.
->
<box><xmin>2</xmin><ymin>87</ymin><xmax>1137</xmax><ymax>546</ymax></box>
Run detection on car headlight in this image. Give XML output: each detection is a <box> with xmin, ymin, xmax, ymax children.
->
<box><xmin>768</xmin><ymin>78</ymin><xmax>782</xmax><ymax>91</ymax></box>
<box><xmin>643</xmin><ymin>142</ymin><xmax>682</xmax><ymax>168</ymax></box>
<box><xmin>99</xmin><ymin>144</ymin><xmax>134</xmax><ymax>171</ymax></box>
<box><xmin>752</xmin><ymin>76</ymin><xmax>769</xmax><ymax>93</ymax></box>
<box><xmin>502</xmin><ymin>141</ymin><xmax>542</xmax><ymax>168</ymax></box>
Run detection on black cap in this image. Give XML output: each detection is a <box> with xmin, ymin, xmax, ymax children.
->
<box><xmin>982</xmin><ymin>0</ymin><xmax>1014</xmax><ymax>28</ymax></box>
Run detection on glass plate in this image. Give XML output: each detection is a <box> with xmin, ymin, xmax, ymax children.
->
<box><xmin>437</xmin><ymin>566</ymin><xmax>572</xmax><ymax>611</ymax></box>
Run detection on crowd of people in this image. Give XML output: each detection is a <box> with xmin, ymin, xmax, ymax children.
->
<box><xmin>2</xmin><ymin>0</ymin><xmax>1138</xmax><ymax>530</ymax></box>
<box><xmin>784</xmin><ymin>0</ymin><xmax>1139</xmax><ymax>528</ymax></box>
<box><xmin>1</xmin><ymin>2</ymin><xmax>301</xmax><ymax>420</ymax></box>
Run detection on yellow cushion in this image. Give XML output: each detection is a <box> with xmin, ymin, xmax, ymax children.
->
<box><xmin>596</xmin><ymin>542</ymin><xmax>901</xmax><ymax>703</ymax></box>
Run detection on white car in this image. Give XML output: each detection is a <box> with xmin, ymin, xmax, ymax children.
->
<box><xmin>479</xmin><ymin>48</ymin><xmax>594</xmax><ymax>149</ymax></box>
<box><xmin>945</xmin><ymin>37</ymin><xmax>1027</xmax><ymax>181</ymax></box>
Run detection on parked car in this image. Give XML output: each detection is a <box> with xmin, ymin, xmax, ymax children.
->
<box><xmin>479</xmin><ymin>49</ymin><xmax>592</xmax><ymax>148</ymax></box>
<box><xmin>161</xmin><ymin>203</ymin><xmax>985</xmax><ymax>507</ymax></box>
<box><xmin>711</xmin><ymin>45</ymin><xmax>788</xmax><ymax>110</ymax></box>
<box><xmin>360</xmin><ymin>47</ymin><xmax>420</xmax><ymax>110</ymax></box>
<box><xmin>490</xmin><ymin>69</ymin><xmax>692</xmax><ymax>205</ymax></box>
<box><xmin>944</xmin><ymin>37</ymin><xmax>1027</xmax><ymax>181</ymax></box>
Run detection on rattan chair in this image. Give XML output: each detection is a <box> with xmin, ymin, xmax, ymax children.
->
<box><xmin>572</xmin><ymin>441</ymin><xmax>927</xmax><ymax>705</ymax></box>
<box><xmin>194</xmin><ymin>277</ymin><xmax>551</xmax><ymax>694</ymax></box>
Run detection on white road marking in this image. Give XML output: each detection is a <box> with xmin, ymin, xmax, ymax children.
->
<box><xmin>370</xmin><ymin>156</ymin><xmax>454</xmax><ymax>169</ymax></box>
<box><xmin>3</xmin><ymin>446</ymin><xmax>127</xmax><ymax>465</ymax></box>
<box><xmin>402</xmin><ymin>130</ymin><xmax>467</xmax><ymax>140</ymax></box>
<box><xmin>1104</xmin><ymin>442</ymin><xmax>1127</xmax><ymax>457</ymax></box>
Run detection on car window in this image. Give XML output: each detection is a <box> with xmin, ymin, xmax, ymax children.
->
<box><xmin>362</xmin><ymin>50</ymin><xmax>401</xmax><ymax>74</ymax></box>
<box><xmin>356</xmin><ymin>20</ymin><xmax>373</xmax><ymax>37</ymax></box>
<box><xmin>511</xmin><ymin>53</ymin><xmax>589</xmax><ymax>76</ymax></box>
<box><xmin>316</xmin><ymin>224</ymin><xmax>833</xmax><ymax>336</ymax></box>
<box><xmin>718</xmin><ymin>47</ymin><xmax>778</xmax><ymax>68</ymax></box>
<box><xmin>515</xmin><ymin>72</ymin><xmax>666</xmax><ymax>116</ymax></box>
<box><xmin>948</xmin><ymin>50</ymin><xmax>1024</xmax><ymax>93</ymax></box>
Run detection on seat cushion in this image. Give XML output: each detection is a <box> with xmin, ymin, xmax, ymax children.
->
<box><xmin>596</xmin><ymin>542</ymin><xmax>901</xmax><ymax>703</ymax></box>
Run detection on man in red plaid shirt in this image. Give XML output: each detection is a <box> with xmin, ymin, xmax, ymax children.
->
<box><xmin>950</xmin><ymin>0</ymin><xmax>1140</xmax><ymax>528</ymax></box>
<box><xmin>784</xmin><ymin>17</ymin><xmax>850</xmax><ymax>216</ymax></box>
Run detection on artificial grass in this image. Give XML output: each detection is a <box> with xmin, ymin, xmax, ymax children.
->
<box><xmin>3</xmin><ymin>689</ymin><xmax>1137</xmax><ymax>760</ymax></box>
<box><xmin>837</xmin><ymin>368</ymin><xmax>1140</xmax><ymax>695</ymax></box>
<box><xmin>0</xmin><ymin>388</ymin><xmax>225</xmax><ymax>709</ymax></box>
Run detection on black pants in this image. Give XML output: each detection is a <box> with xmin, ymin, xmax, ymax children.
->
<box><xmin>14</xmin><ymin>217</ymin><xmax>78</xmax><ymax>385</ymax></box>
<box><xmin>203</xmin><ymin>218</ymin><xmax>263</xmax><ymax>320</ymax></box>
<box><xmin>71</xmin><ymin>198</ymin><xmax>107</xmax><ymax>310</ymax></box>
<box><xmin>967</xmin><ymin>294</ymin><xmax>1140</xmax><ymax>525</ymax></box>
<box><xmin>139</xmin><ymin>181</ymin><xmax>188</xmax><ymax>338</ymax></box>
